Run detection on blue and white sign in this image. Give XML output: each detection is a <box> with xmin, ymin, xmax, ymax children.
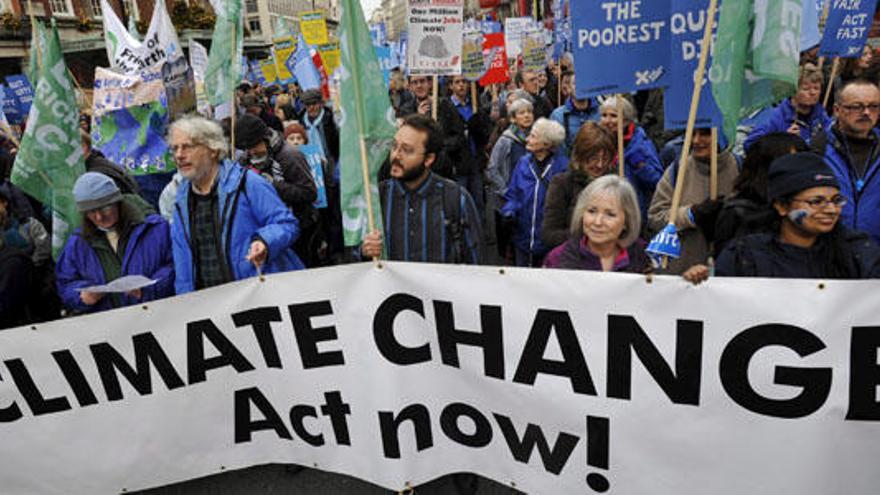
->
<box><xmin>286</xmin><ymin>34</ymin><xmax>321</xmax><ymax>91</ymax></box>
<box><xmin>299</xmin><ymin>143</ymin><xmax>328</xmax><ymax>208</ymax></box>
<box><xmin>370</xmin><ymin>22</ymin><xmax>387</xmax><ymax>46</ymax></box>
<box><xmin>664</xmin><ymin>0</ymin><xmax>723</xmax><ymax>131</ymax></box>
<box><xmin>646</xmin><ymin>223</ymin><xmax>681</xmax><ymax>267</ymax></box>
<box><xmin>572</xmin><ymin>0</ymin><xmax>671</xmax><ymax>98</ymax></box>
<box><xmin>5</xmin><ymin>75</ymin><xmax>34</xmax><ymax>125</ymax></box>
<box><xmin>375</xmin><ymin>45</ymin><xmax>393</xmax><ymax>88</ymax></box>
<box><xmin>819</xmin><ymin>0</ymin><xmax>878</xmax><ymax>58</ymax></box>
<box><xmin>249</xmin><ymin>60</ymin><xmax>265</xmax><ymax>85</ymax></box>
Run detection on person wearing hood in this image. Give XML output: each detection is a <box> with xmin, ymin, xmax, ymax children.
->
<box><xmin>56</xmin><ymin>172</ymin><xmax>175</xmax><ymax>313</ymax></box>
<box><xmin>168</xmin><ymin>116</ymin><xmax>304</xmax><ymax>294</ymax></box>
<box><xmin>688</xmin><ymin>153</ymin><xmax>880</xmax><ymax>281</ymax></box>
<box><xmin>599</xmin><ymin>96</ymin><xmax>664</xmax><ymax>221</ymax></box>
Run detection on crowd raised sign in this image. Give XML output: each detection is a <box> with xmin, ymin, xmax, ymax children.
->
<box><xmin>819</xmin><ymin>0</ymin><xmax>879</xmax><ymax>58</ymax></box>
<box><xmin>407</xmin><ymin>0</ymin><xmax>464</xmax><ymax>76</ymax></box>
<box><xmin>572</xmin><ymin>0</ymin><xmax>671</xmax><ymax>98</ymax></box>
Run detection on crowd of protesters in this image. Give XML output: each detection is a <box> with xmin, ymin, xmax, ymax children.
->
<box><xmin>3</xmin><ymin>51</ymin><xmax>880</xmax><ymax>331</ymax></box>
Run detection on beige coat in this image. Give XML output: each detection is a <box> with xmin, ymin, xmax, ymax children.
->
<box><xmin>647</xmin><ymin>152</ymin><xmax>739</xmax><ymax>274</ymax></box>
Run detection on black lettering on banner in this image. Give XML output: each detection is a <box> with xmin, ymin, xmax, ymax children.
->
<box><xmin>512</xmin><ymin>309</ymin><xmax>596</xmax><ymax>395</ymax></box>
<box><xmin>606</xmin><ymin>316</ymin><xmax>703</xmax><ymax>405</ymax></box>
<box><xmin>847</xmin><ymin>327</ymin><xmax>880</xmax><ymax>421</ymax></box>
<box><xmin>378</xmin><ymin>403</ymin><xmax>433</xmax><ymax>458</ymax></box>
<box><xmin>90</xmin><ymin>333</ymin><xmax>185</xmax><ymax>401</ymax></box>
<box><xmin>3</xmin><ymin>359</ymin><xmax>71</xmax><ymax>416</ymax></box>
<box><xmin>320</xmin><ymin>391</ymin><xmax>352</xmax><ymax>445</ymax></box>
<box><xmin>187</xmin><ymin>319</ymin><xmax>255</xmax><ymax>384</ymax></box>
<box><xmin>234</xmin><ymin>387</ymin><xmax>292</xmax><ymax>443</ymax></box>
<box><xmin>492</xmin><ymin>413</ymin><xmax>579</xmax><ymax>475</ymax></box>
<box><xmin>290</xmin><ymin>405</ymin><xmax>324</xmax><ymax>446</ymax></box>
<box><xmin>288</xmin><ymin>301</ymin><xmax>345</xmax><ymax>369</ymax></box>
<box><xmin>0</xmin><ymin>369</ymin><xmax>23</xmax><ymax>422</ymax></box>
<box><xmin>434</xmin><ymin>301</ymin><xmax>505</xmax><ymax>379</ymax></box>
<box><xmin>52</xmin><ymin>350</ymin><xmax>98</xmax><ymax>407</ymax></box>
<box><xmin>232</xmin><ymin>306</ymin><xmax>284</xmax><ymax>369</ymax></box>
<box><xmin>373</xmin><ymin>293</ymin><xmax>431</xmax><ymax>365</ymax></box>
<box><xmin>586</xmin><ymin>415</ymin><xmax>611</xmax><ymax>493</ymax></box>
<box><xmin>720</xmin><ymin>324</ymin><xmax>831</xmax><ymax>418</ymax></box>
<box><xmin>440</xmin><ymin>402</ymin><xmax>493</xmax><ymax>448</ymax></box>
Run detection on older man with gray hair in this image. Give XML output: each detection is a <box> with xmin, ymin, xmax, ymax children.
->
<box><xmin>167</xmin><ymin>115</ymin><xmax>304</xmax><ymax>294</ymax></box>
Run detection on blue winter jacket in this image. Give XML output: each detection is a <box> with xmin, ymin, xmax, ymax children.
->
<box><xmin>56</xmin><ymin>213</ymin><xmax>175</xmax><ymax>313</ymax></box>
<box><xmin>550</xmin><ymin>97</ymin><xmax>600</xmax><ymax>154</ymax></box>
<box><xmin>623</xmin><ymin>126</ymin><xmax>664</xmax><ymax>222</ymax></box>
<box><xmin>171</xmin><ymin>159</ymin><xmax>304</xmax><ymax>294</ymax></box>
<box><xmin>743</xmin><ymin>98</ymin><xmax>831</xmax><ymax>151</ymax></box>
<box><xmin>501</xmin><ymin>151</ymin><xmax>569</xmax><ymax>256</ymax></box>
<box><xmin>819</xmin><ymin>126</ymin><xmax>880</xmax><ymax>244</ymax></box>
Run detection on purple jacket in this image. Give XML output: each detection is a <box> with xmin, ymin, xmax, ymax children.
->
<box><xmin>544</xmin><ymin>236</ymin><xmax>650</xmax><ymax>273</ymax></box>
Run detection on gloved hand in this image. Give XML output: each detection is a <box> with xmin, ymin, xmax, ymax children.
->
<box><xmin>689</xmin><ymin>197</ymin><xmax>724</xmax><ymax>240</ymax></box>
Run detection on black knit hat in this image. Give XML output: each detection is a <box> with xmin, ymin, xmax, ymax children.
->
<box><xmin>767</xmin><ymin>152</ymin><xmax>840</xmax><ymax>201</ymax></box>
<box><xmin>234</xmin><ymin>114</ymin><xmax>269</xmax><ymax>150</ymax></box>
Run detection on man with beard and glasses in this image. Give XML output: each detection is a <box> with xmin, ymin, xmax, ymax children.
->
<box><xmin>811</xmin><ymin>78</ymin><xmax>880</xmax><ymax>244</ymax></box>
<box><xmin>361</xmin><ymin>114</ymin><xmax>485</xmax><ymax>264</ymax></box>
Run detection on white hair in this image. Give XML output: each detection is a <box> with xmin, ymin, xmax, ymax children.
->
<box><xmin>530</xmin><ymin>118</ymin><xmax>566</xmax><ymax>148</ymax></box>
<box><xmin>599</xmin><ymin>96</ymin><xmax>637</xmax><ymax>124</ymax></box>
<box><xmin>168</xmin><ymin>115</ymin><xmax>228</xmax><ymax>160</ymax></box>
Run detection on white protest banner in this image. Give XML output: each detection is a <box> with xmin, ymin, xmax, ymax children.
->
<box><xmin>189</xmin><ymin>40</ymin><xmax>209</xmax><ymax>82</ymax></box>
<box><xmin>101</xmin><ymin>0</ymin><xmax>181</xmax><ymax>74</ymax></box>
<box><xmin>504</xmin><ymin>17</ymin><xmax>532</xmax><ymax>58</ymax></box>
<box><xmin>407</xmin><ymin>0</ymin><xmax>464</xmax><ymax>76</ymax></box>
<box><xmin>0</xmin><ymin>263</ymin><xmax>877</xmax><ymax>494</ymax></box>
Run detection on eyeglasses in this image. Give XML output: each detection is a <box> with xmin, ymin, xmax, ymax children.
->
<box><xmin>86</xmin><ymin>205</ymin><xmax>116</xmax><ymax>216</ymax></box>
<box><xmin>839</xmin><ymin>103</ymin><xmax>880</xmax><ymax>113</ymax></box>
<box><xmin>169</xmin><ymin>142</ymin><xmax>202</xmax><ymax>154</ymax></box>
<box><xmin>792</xmin><ymin>195</ymin><xmax>848</xmax><ymax>209</ymax></box>
<box><xmin>391</xmin><ymin>141</ymin><xmax>426</xmax><ymax>159</ymax></box>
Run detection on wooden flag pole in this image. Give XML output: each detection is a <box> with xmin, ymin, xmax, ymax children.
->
<box><xmin>823</xmin><ymin>57</ymin><xmax>839</xmax><ymax>108</ymax></box>
<box><xmin>616</xmin><ymin>95</ymin><xmax>625</xmax><ymax>178</ymax></box>
<box><xmin>664</xmin><ymin>0</ymin><xmax>718</xmax><ymax>267</ymax></box>
<box><xmin>230</xmin><ymin>15</ymin><xmax>238</xmax><ymax>156</ymax></box>
<box><xmin>817</xmin><ymin>0</ymin><xmax>833</xmax><ymax>69</ymax></box>
<box><xmin>431</xmin><ymin>76</ymin><xmax>439</xmax><ymax>119</ymax></box>
<box><xmin>471</xmin><ymin>81</ymin><xmax>478</xmax><ymax>113</ymax></box>
<box><xmin>557</xmin><ymin>64</ymin><xmax>562</xmax><ymax>107</ymax></box>
<box><xmin>710</xmin><ymin>127</ymin><xmax>718</xmax><ymax>201</ymax></box>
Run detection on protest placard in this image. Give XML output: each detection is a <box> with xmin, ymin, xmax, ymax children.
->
<box><xmin>664</xmin><ymin>0</ymin><xmax>723</xmax><ymax>130</ymax></box>
<box><xmin>0</xmin><ymin>263</ymin><xmax>877</xmax><ymax>494</ymax></box>
<box><xmin>92</xmin><ymin>66</ymin><xmax>165</xmax><ymax>117</ymax></box>
<box><xmin>407</xmin><ymin>0</ymin><xmax>464</xmax><ymax>76</ymax></box>
<box><xmin>521</xmin><ymin>26</ymin><xmax>548</xmax><ymax>72</ymax></box>
<box><xmin>479</xmin><ymin>33</ymin><xmax>509</xmax><ymax>86</ymax></box>
<box><xmin>375</xmin><ymin>45</ymin><xmax>394</xmax><ymax>87</ymax></box>
<box><xmin>301</xmin><ymin>10</ymin><xmax>330</xmax><ymax>46</ymax></box>
<box><xmin>260</xmin><ymin>59</ymin><xmax>278</xmax><ymax>85</ymax></box>
<box><xmin>461</xmin><ymin>30</ymin><xmax>485</xmax><ymax>82</ymax></box>
<box><xmin>572</xmin><ymin>0</ymin><xmax>671</xmax><ymax>98</ymax></box>
<box><xmin>819</xmin><ymin>0</ymin><xmax>878</xmax><ymax>57</ymax></box>
<box><xmin>273</xmin><ymin>36</ymin><xmax>297</xmax><ymax>84</ymax></box>
<box><xmin>3</xmin><ymin>75</ymin><xmax>33</xmax><ymax>125</ymax></box>
<box><xmin>299</xmin><ymin>143</ymin><xmax>328</xmax><ymax>208</ymax></box>
<box><xmin>318</xmin><ymin>42</ymin><xmax>342</xmax><ymax>75</ymax></box>
<box><xmin>504</xmin><ymin>17</ymin><xmax>531</xmax><ymax>58</ymax></box>
<box><xmin>93</xmin><ymin>100</ymin><xmax>172</xmax><ymax>175</ymax></box>
<box><xmin>162</xmin><ymin>57</ymin><xmax>197</xmax><ymax>120</ymax></box>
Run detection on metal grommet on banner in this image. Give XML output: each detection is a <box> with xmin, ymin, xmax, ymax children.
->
<box><xmin>313</xmin><ymin>462</ymin><xmax>319</xmax><ymax>468</ymax></box>
<box><xmin>645</xmin><ymin>272</ymin><xmax>654</xmax><ymax>284</ymax></box>
<box><xmin>398</xmin><ymin>480</ymin><xmax>413</xmax><ymax>494</ymax></box>
<box><xmin>510</xmin><ymin>480</ymin><xmax>517</xmax><ymax>488</ymax></box>
<box><xmin>499</xmin><ymin>268</ymin><xmax>505</xmax><ymax>275</ymax></box>
<box><xmin>120</xmin><ymin>488</ymin><xmax>127</xmax><ymax>493</ymax></box>
<box><xmin>142</xmin><ymin>305</ymin><xmax>148</xmax><ymax>311</ymax></box>
<box><xmin>30</xmin><ymin>326</ymin><xmax>37</xmax><ymax>331</ymax></box>
<box><xmin>219</xmin><ymin>465</ymin><xmax>226</xmax><ymax>471</ymax></box>
<box><xmin>818</xmin><ymin>282</ymin><xmax>826</xmax><ymax>290</ymax></box>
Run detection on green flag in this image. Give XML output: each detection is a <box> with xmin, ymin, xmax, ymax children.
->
<box><xmin>26</xmin><ymin>21</ymin><xmax>46</xmax><ymax>88</ymax></box>
<box><xmin>338</xmin><ymin>0</ymin><xmax>397</xmax><ymax>247</ymax></box>
<box><xmin>12</xmin><ymin>20</ymin><xmax>86</xmax><ymax>258</ymax></box>
<box><xmin>205</xmin><ymin>0</ymin><xmax>243</xmax><ymax>107</ymax></box>
<box><xmin>710</xmin><ymin>0</ymin><xmax>801</xmax><ymax>145</ymax></box>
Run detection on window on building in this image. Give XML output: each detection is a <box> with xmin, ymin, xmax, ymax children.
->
<box><xmin>90</xmin><ymin>0</ymin><xmax>103</xmax><ymax>17</ymax></box>
<box><xmin>246</xmin><ymin>0</ymin><xmax>258</xmax><ymax>13</ymax></box>
<box><xmin>248</xmin><ymin>17</ymin><xmax>261</xmax><ymax>34</ymax></box>
<box><xmin>49</xmin><ymin>0</ymin><xmax>72</xmax><ymax>15</ymax></box>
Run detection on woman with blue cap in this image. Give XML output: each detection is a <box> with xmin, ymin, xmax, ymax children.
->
<box><xmin>56</xmin><ymin>172</ymin><xmax>175</xmax><ymax>313</ymax></box>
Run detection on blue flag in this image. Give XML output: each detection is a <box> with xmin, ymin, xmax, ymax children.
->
<box><xmin>646</xmin><ymin>223</ymin><xmax>681</xmax><ymax>268</ymax></box>
<box><xmin>665</xmin><ymin>0</ymin><xmax>723</xmax><ymax>131</ymax></box>
<box><xmin>287</xmin><ymin>34</ymin><xmax>322</xmax><ymax>90</ymax></box>
<box><xmin>572</xmin><ymin>0</ymin><xmax>671</xmax><ymax>98</ymax></box>
<box><xmin>819</xmin><ymin>0</ymin><xmax>878</xmax><ymax>57</ymax></box>
<box><xmin>4</xmin><ymin>75</ymin><xmax>34</xmax><ymax>125</ymax></box>
<box><xmin>374</xmin><ymin>45</ymin><xmax>393</xmax><ymax>87</ymax></box>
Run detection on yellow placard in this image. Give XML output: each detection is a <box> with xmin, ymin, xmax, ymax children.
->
<box><xmin>317</xmin><ymin>42</ymin><xmax>340</xmax><ymax>74</ymax></box>
<box><xmin>300</xmin><ymin>10</ymin><xmax>329</xmax><ymax>46</ymax></box>
<box><xmin>272</xmin><ymin>35</ymin><xmax>297</xmax><ymax>83</ymax></box>
<box><xmin>260</xmin><ymin>58</ymin><xmax>278</xmax><ymax>84</ymax></box>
